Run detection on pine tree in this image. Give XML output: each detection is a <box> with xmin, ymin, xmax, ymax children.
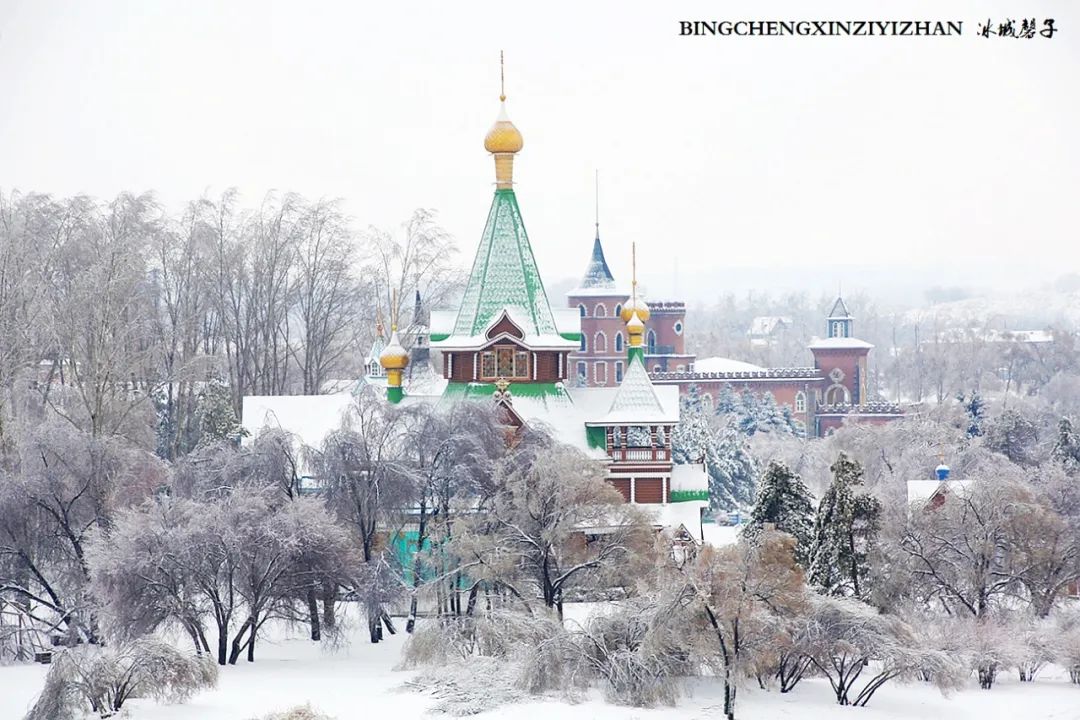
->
<box><xmin>716</xmin><ymin>384</ymin><xmax>737</xmax><ymax>414</ymax></box>
<box><xmin>672</xmin><ymin>411</ymin><xmax>757</xmax><ymax>510</ymax></box>
<box><xmin>737</xmin><ymin>389</ymin><xmax>760</xmax><ymax>436</ymax></box>
<box><xmin>195</xmin><ymin>379</ymin><xmax>246</xmax><ymax>448</ymax></box>
<box><xmin>741</xmin><ymin>460</ymin><xmax>815</xmax><ymax>566</ymax></box>
<box><xmin>959</xmin><ymin>390</ymin><xmax>985</xmax><ymax>438</ymax></box>
<box><xmin>1052</xmin><ymin>416</ymin><xmax>1080</xmax><ymax>473</ymax></box>
<box><xmin>808</xmin><ymin>453</ymin><xmax>881</xmax><ymax>599</ymax></box>
<box><xmin>756</xmin><ymin>393</ymin><xmax>790</xmax><ymax>434</ymax></box>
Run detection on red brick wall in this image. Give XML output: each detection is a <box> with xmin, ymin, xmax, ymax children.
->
<box><xmin>568</xmin><ymin>292</ymin><xmax>631</xmax><ymax>387</ymax></box>
<box><xmin>810</xmin><ymin>348</ymin><xmax>869</xmax><ymax>404</ymax></box>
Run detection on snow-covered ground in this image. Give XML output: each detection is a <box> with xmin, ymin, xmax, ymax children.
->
<box><xmin>3</xmin><ymin>605</ymin><xmax>1079</xmax><ymax>720</ymax></box>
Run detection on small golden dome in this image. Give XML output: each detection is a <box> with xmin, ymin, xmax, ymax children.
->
<box><xmin>621</xmin><ymin>297</ymin><xmax>650</xmax><ymax>324</ymax></box>
<box><xmin>484</xmin><ymin>102</ymin><xmax>524</xmax><ymax>154</ymax></box>
<box><xmin>379</xmin><ymin>331</ymin><xmax>410</xmax><ymax>371</ymax></box>
<box><xmin>627</xmin><ymin>310</ymin><xmax>645</xmax><ymax>333</ymax></box>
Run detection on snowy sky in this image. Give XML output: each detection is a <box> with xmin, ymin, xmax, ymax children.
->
<box><xmin>1</xmin><ymin>0</ymin><xmax>1077</xmax><ymax>304</ymax></box>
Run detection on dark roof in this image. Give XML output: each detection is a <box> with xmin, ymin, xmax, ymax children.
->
<box><xmin>828</xmin><ymin>295</ymin><xmax>853</xmax><ymax>319</ymax></box>
<box><xmin>579</xmin><ymin>231</ymin><xmax>616</xmax><ymax>289</ymax></box>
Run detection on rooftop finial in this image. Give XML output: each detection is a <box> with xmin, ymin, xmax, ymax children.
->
<box><xmin>391</xmin><ymin>288</ymin><xmax>398</xmax><ymax>332</ymax></box>
<box><xmin>632</xmin><ymin>241</ymin><xmax>637</xmax><ymax>301</ymax></box>
<box><xmin>500</xmin><ymin>50</ymin><xmax>506</xmax><ymax>102</ymax></box>
<box><xmin>594</xmin><ymin>169</ymin><xmax>600</xmax><ymax>239</ymax></box>
<box><xmin>619</xmin><ymin>241</ymin><xmax>650</xmax><ymax>325</ymax></box>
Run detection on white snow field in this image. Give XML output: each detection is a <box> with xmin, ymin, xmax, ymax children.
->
<box><xmin>2</xmin><ymin>604</ymin><xmax>1079</xmax><ymax>720</ymax></box>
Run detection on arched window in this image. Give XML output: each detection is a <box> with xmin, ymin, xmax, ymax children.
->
<box><xmin>646</xmin><ymin>329</ymin><xmax>657</xmax><ymax>354</ymax></box>
<box><xmin>795</xmin><ymin>391</ymin><xmax>807</xmax><ymax>413</ymax></box>
<box><xmin>595</xmin><ymin>303</ymin><xmax>607</xmax><ymax>318</ymax></box>
<box><xmin>615</xmin><ymin>361</ymin><xmax>624</xmax><ymax>383</ymax></box>
<box><xmin>615</xmin><ymin>332</ymin><xmax>624</xmax><ymax>352</ymax></box>
<box><xmin>579</xmin><ymin>304</ymin><xmax>587</xmax><ymax>318</ymax></box>
<box><xmin>824</xmin><ymin>385</ymin><xmax>850</xmax><ymax>405</ymax></box>
<box><xmin>580</xmin><ymin>334</ymin><xmax>587</xmax><ymax>352</ymax></box>
<box><xmin>614</xmin><ymin>303</ymin><xmax>622</xmax><ymax>318</ymax></box>
<box><xmin>594</xmin><ymin>331</ymin><xmax>607</xmax><ymax>353</ymax></box>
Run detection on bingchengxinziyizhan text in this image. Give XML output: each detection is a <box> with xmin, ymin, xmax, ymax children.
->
<box><xmin>678</xmin><ymin>19</ymin><xmax>1059</xmax><ymax>38</ymax></box>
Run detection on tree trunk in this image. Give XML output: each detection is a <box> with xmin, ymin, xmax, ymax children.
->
<box><xmin>228</xmin><ymin>618</ymin><xmax>253</xmax><ymax>664</ymax></box>
<box><xmin>306</xmin><ymin>585</ymin><xmax>321</xmax><ymax>641</ymax></box>
<box><xmin>321</xmin><ymin>582</ymin><xmax>336</xmax><ymax>629</ymax></box>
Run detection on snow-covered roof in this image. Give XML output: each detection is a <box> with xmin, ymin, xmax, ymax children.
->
<box><xmin>241</xmin><ymin>394</ymin><xmax>355</xmax><ymax>453</ymax></box>
<box><xmin>671</xmin><ymin>462</ymin><xmax>708</xmax><ymax>493</ymax></box>
<box><xmin>907</xmin><ymin>479</ymin><xmax>974</xmax><ymax>506</ymax></box>
<box><xmin>443</xmin><ymin>189</ymin><xmax>564</xmax><ymax>345</ymax></box>
<box><xmin>592</xmin><ymin>357</ymin><xmax>679</xmax><ymax>425</ymax></box>
<box><xmin>748</xmin><ymin>316</ymin><xmax>791</xmax><ymax>337</ymax></box>
<box><xmin>828</xmin><ymin>296</ymin><xmax>853</xmax><ymax>319</ymax></box>
<box><xmin>694</xmin><ymin>356</ymin><xmax>765</xmax><ymax>373</ymax></box>
<box><xmin>808</xmin><ymin>336</ymin><xmax>874</xmax><ymax>350</ymax></box>
<box><xmin>573</xmin><ymin>232</ymin><xmax>616</xmax><ymax>291</ymax></box>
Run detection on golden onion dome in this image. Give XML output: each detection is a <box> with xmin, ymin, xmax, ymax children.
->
<box><xmin>626</xmin><ymin>310</ymin><xmax>645</xmax><ymax>334</ymax></box>
<box><xmin>378</xmin><ymin>331</ymin><xmax>410</xmax><ymax>371</ymax></box>
<box><xmin>484</xmin><ymin>102</ymin><xmax>524</xmax><ymax>154</ymax></box>
<box><xmin>620</xmin><ymin>296</ymin><xmax>650</xmax><ymax>324</ymax></box>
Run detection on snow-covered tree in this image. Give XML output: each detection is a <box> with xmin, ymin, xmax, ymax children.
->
<box><xmin>800</xmin><ymin>594</ymin><xmax>963</xmax><ymax>706</ymax></box>
<box><xmin>673</xmin><ymin>411</ymin><xmax>757</xmax><ymax>511</ymax></box>
<box><xmin>982</xmin><ymin>408</ymin><xmax>1039</xmax><ymax>466</ymax></box>
<box><xmin>453</xmin><ymin>443</ymin><xmax>653</xmax><ymax>619</ymax></box>
<box><xmin>1051</xmin><ymin>416</ymin><xmax>1080</xmax><ymax>473</ymax></box>
<box><xmin>23</xmin><ymin>637</ymin><xmax>217</xmax><ymax>720</ymax></box>
<box><xmin>194</xmin><ymin>378</ymin><xmax>245</xmax><ymax>448</ymax></box>
<box><xmin>715</xmin><ymin>384</ymin><xmax>737</xmax><ymax>414</ymax></box>
<box><xmin>741</xmin><ymin>461</ymin><xmax>815</xmax><ymax>566</ymax></box>
<box><xmin>808</xmin><ymin>453</ymin><xmax>880</xmax><ymax>599</ymax></box>
<box><xmin>684</xmin><ymin>532</ymin><xmax>806</xmax><ymax>720</ymax></box>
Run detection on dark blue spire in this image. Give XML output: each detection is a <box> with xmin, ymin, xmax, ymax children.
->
<box><xmin>580</xmin><ymin>230</ymin><xmax>616</xmax><ymax>289</ymax></box>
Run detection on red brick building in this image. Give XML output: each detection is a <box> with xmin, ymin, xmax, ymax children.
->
<box><xmin>567</xmin><ymin>237</ymin><xmax>902</xmax><ymax>437</ymax></box>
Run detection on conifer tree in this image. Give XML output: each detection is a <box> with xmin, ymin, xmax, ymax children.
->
<box><xmin>808</xmin><ymin>453</ymin><xmax>881</xmax><ymax>599</ymax></box>
<box><xmin>741</xmin><ymin>460</ymin><xmax>815</xmax><ymax>566</ymax></box>
<box><xmin>195</xmin><ymin>379</ymin><xmax>246</xmax><ymax>448</ymax></box>
<box><xmin>1052</xmin><ymin>416</ymin><xmax>1080</xmax><ymax>473</ymax></box>
<box><xmin>716</xmin><ymin>384</ymin><xmax>737</xmax><ymax>414</ymax></box>
<box><xmin>737</xmin><ymin>389</ymin><xmax>760</xmax><ymax>436</ymax></box>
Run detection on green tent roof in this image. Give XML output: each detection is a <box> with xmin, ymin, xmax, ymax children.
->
<box><xmin>449</xmin><ymin>189</ymin><xmax>561</xmax><ymax>340</ymax></box>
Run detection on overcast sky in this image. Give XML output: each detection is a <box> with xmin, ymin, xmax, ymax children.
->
<box><xmin>1</xmin><ymin>0</ymin><xmax>1077</xmax><ymax>305</ymax></box>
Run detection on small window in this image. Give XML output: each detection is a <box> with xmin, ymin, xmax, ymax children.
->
<box><xmin>615</xmin><ymin>361</ymin><xmax>624</xmax><ymax>383</ymax></box>
<box><xmin>595</xmin><ymin>332</ymin><xmax>607</xmax><ymax>353</ymax></box>
<box><xmin>576</xmin><ymin>361</ymin><xmax>588</xmax><ymax>385</ymax></box>
<box><xmin>579</xmin><ymin>304</ymin><xmax>587</xmax><ymax>318</ymax></box>
<box><xmin>596</xmin><ymin>362</ymin><xmax>607</xmax><ymax>386</ymax></box>
<box><xmin>614</xmin><ymin>303</ymin><xmax>622</xmax><ymax>317</ymax></box>
<box><xmin>795</xmin><ymin>391</ymin><xmax>806</xmax><ymax>413</ymax></box>
<box><xmin>615</xmin><ymin>333</ymin><xmax>624</xmax><ymax>352</ymax></box>
<box><xmin>595</xmin><ymin>303</ymin><xmax>607</xmax><ymax>318</ymax></box>
<box><xmin>580</xmin><ymin>334</ymin><xmax>587</xmax><ymax>352</ymax></box>
<box><xmin>480</xmin><ymin>347</ymin><xmax>528</xmax><ymax>380</ymax></box>
<box><xmin>646</xmin><ymin>330</ymin><xmax>657</xmax><ymax>354</ymax></box>
<box><xmin>674</xmin><ymin>321</ymin><xmax>683</xmax><ymax>335</ymax></box>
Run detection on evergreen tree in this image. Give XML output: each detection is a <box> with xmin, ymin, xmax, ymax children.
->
<box><xmin>741</xmin><ymin>460</ymin><xmax>815</xmax><ymax>566</ymax></box>
<box><xmin>781</xmin><ymin>404</ymin><xmax>807</xmax><ymax>438</ymax></box>
<box><xmin>808</xmin><ymin>453</ymin><xmax>881</xmax><ymax>599</ymax></box>
<box><xmin>716</xmin><ymin>384</ymin><xmax>737</xmax><ymax>414</ymax></box>
<box><xmin>737</xmin><ymin>389</ymin><xmax>760</xmax><ymax>436</ymax></box>
<box><xmin>672</xmin><ymin>411</ymin><xmax>757</xmax><ymax>510</ymax></box>
<box><xmin>983</xmin><ymin>408</ymin><xmax>1039</xmax><ymax>466</ymax></box>
<box><xmin>958</xmin><ymin>390</ymin><xmax>985</xmax><ymax>437</ymax></box>
<box><xmin>756</xmin><ymin>393</ymin><xmax>790</xmax><ymax>434</ymax></box>
<box><xmin>1051</xmin><ymin>416</ymin><xmax>1080</xmax><ymax>473</ymax></box>
<box><xmin>195</xmin><ymin>379</ymin><xmax>246</xmax><ymax>448</ymax></box>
